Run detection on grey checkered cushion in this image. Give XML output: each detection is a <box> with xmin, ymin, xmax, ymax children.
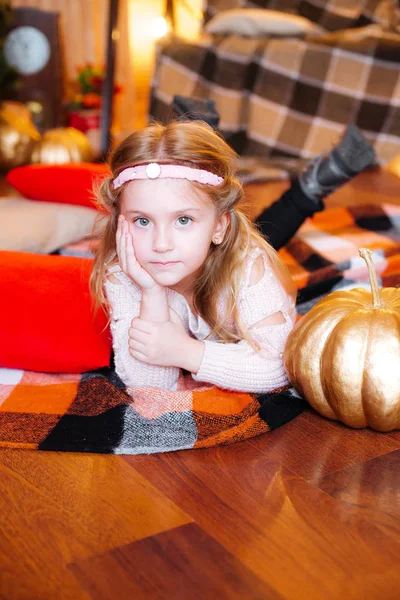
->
<box><xmin>203</xmin><ymin>0</ymin><xmax>301</xmax><ymax>24</ymax></box>
<box><xmin>203</xmin><ymin>0</ymin><xmax>391</xmax><ymax>31</ymax></box>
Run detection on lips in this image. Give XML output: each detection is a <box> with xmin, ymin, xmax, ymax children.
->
<box><xmin>150</xmin><ymin>261</ymin><xmax>179</xmax><ymax>267</ymax></box>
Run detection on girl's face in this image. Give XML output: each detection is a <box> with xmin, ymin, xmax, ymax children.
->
<box><xmin>120</xmin><ymin>178</ymin><xmax>228</xmax><ymax>295</ymax></box>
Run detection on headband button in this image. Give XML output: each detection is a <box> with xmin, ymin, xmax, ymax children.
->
<box><xmin>146</xmin><ymin>163</ymin><xmax>161</xmax><ymax>179</ymax></box>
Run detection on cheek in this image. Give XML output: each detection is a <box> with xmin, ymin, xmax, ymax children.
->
<box><xmin>189</xmin><ymin>221</ymin><xmax>214</xmax><ymax>243</ymax></box>
<box><xmin>131</xmin><ymin>231</ymin><xmax>150</xmax><ymax>258</ymax></box>
<box><xmin>184</xmin><ymin>231</ymin><xmax>212</xmax><ymax>262</ymax></box>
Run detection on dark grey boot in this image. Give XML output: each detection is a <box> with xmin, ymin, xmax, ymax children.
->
<box><xmin>255</xmin><ymin>125</ymin><xmax>377</xmax><ymax>250</ymax></box>
<box><xmin>298</xmin><ymin>124</ymin><xmax>376</xmax><ymax>208</ymax></box>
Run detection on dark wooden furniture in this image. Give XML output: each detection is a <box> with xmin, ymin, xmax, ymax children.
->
<box><xmin>4</xmin><ymin>7</ymin><xmax>64</xmax><ymax>131</ymax></box>
<box><xmin>100</xmin><ymin>0</ymin><xmax>120</xmax><ymax>158</ymax></box>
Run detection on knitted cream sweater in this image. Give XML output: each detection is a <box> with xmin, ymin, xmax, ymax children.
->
<box><xmin>105</xmin><ymin>247</ymin><xmax>296</xmax><ymax>393</ymax></box>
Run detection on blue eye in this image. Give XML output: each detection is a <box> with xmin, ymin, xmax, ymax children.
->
<box><xmin>177</xmin><ymin>216</ymin><xmax>193</xmax><ymax>226</ymax></box>
<box><xmin>134</xmin><ymin>217</ymin><xmax>150</xmax><ymax>227</ymax></box>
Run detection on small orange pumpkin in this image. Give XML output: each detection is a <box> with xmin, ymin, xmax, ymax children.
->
<box><xmin>284</xmin><ymin>248</ymin><xmax>400</xmax><ymax>431</ymax></box>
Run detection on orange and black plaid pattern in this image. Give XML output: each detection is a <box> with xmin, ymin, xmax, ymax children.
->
<box><xmin>282</xmin><ymin>203</ymin><xmax>400</xmax><ymax>313</ymax></box>
<box><xmin>0</xmin><ymin>365</ymin><xmax>302</xmax><ymax>454</ymax></box>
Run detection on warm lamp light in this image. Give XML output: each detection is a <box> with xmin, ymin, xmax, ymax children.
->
<box><xmin>152</xmin><ymin>15</ymin><xmax>169</xmax><ymax>39</ymax></box>
<box><xmin>175</xmin><ymin>0</ymin><xmax>202</xmax><ymax>39</ymax></box>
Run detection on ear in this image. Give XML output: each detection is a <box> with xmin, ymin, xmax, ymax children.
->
<box><xmin>213</xmin><ymin>211</ymin><xmax>230</xmax><ymax>244</ymax></box>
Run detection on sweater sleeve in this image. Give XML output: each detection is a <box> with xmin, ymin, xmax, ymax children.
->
<box><xmin>104</xmin><ymin>265</ymin><xmax>180</xmax><ymax>390</ymax></box>
<box><xmin>192</xmin><ymin>250</ymin><xmax>296</xmax><ymax>393</ymax></box>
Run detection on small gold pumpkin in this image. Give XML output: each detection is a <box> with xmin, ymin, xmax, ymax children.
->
<box><xmin>284</xmin><ymin>248</ymin><xmax>400</xmax><ymax>431</ymax></box>
<box><xmin>0</xmin><ymin>103</ymin><xmax>40</xmax><ymax>170</ymax></box>
<box><xmin>30</xmin><ymin>127</ymin><xmax>93</xmax><ymax>164</ymax></box>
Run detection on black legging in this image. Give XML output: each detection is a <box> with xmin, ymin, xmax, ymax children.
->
<box><xmin>254</xmin><ymin>179</ymin><xmax>323</xmax><ymax>250</ymax></box>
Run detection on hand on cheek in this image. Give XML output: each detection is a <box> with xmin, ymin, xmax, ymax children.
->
<box><xmin>116</xmin><ymin>215</ymin><xmax>159</xmax><ymax>291</ymax></box>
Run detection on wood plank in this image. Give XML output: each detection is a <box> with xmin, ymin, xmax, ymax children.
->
<box><xmin>0</xmin><ymin>450</ymin><xmax>191</xmax><ymax>600</ymax></box>
<box><xmin>248</xmin><ymin>410</ymin><xmax>400</xmax><ymax>485</ymax></box>
<box><xmin>318</xmin><ymin>447</ymin><xmax>400</xmax><ymax>544</ymax></box>
<box><xmin>244</xmin><ymin>170</ymin><xmax>400</xmax><ymax>220</ymax></box>
<box><xmin>325</xmin><ymin>170</ymin><xmax>400</xmax><ymax>208</ymax></box>
<box><xmin>125</xmin><ymin>440</ymin><xmax>400</xmax><ymax>600</ymax></box>
<box><xmin>70</xmin><ymin>522</ymin><xmax>282</xmax><ymax>600</ymax></box>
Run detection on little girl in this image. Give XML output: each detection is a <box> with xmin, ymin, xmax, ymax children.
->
<box><xmin>90</xmin><ymin>120</ymin><xmax>297</xmax><ymax>393</ymax></box>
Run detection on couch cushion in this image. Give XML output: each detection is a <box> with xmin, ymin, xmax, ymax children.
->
<box><xmin>205</xmin><ymin>8</ymin><xmax>324</xmax><ymax>36</ymax></box>
<box><xmin>203</xmin><ymin>1</ymin><xmax>301</xmax><ymax>24</ymax></box>
<box><xmin>6</xmin><ymin>162</ymin><xmax>111</xmax><ymax>209</ymax></box>
<box><xmin>0</xmin><ymin>196</ymin><xmax>99</xmax><ymax>254</ymax></box>
<box><xmin>203</xmin><ymin>0</ymin><xmax>389</xmax><ymax>31</ymax></box>
<box><xmin>0</xmin><ymin>251</ymin><xmax>111</xmax><ymax>372</ymax></box>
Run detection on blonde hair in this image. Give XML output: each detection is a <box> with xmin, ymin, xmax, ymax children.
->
<box><xmin>90</xmin><ymin>120</ymin><xmax>296</xmax><ymax>345</ymax></box>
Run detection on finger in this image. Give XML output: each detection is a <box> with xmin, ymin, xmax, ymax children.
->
<box><xmin>125</xmin><ymin>224</ymin><xmax>136</xmax><ymax>257</ymax></box>
<box><xmin>128</xmin><ymin>327</ymin><xmax>150</xmax><ymax>343</ymax></box>
<box><xmin>125</xmin><ymin>231</ymin><xmax>136</xmax><ymax>274</ymax></box>
<box><xmin>169</xmin><ymin>307</ymin><xmax>184</xmax><ymax>325</ymax></box>
<box><xmin>127</xmin><ymin>220</ymin><xmax>135</xmax><ymax>238</ymax></box>
<box><xmin>129</xmin><ymin>348</ymin><xmax>149</xmax><ymax>363</ymax></box>
<box><xmin>169</xmin><ymin>307</ymin><xmax>179</xmax><ymax>322</ymax></box>
<box><xmin>128</xmin><ymin>338</ymin><xmax>146</xmax><ymax>351</ymax></box>
<box><xmin>120</xmin><ymin>221</ymin><xmax>127</xmax><ymax>272</ymax></box>
<box><xmin>126</xmin><ymin>223</ymin><xmax>138</xmax><ymax>272</ymax></box>
<box><xmin>130</xmin><ymin>319</ymin><xmax>153</xmax><ymax>334</ymax></box>
<box><xmin>116</xmin><ymin>216</ymin><xmax>123</xmax><ymax>262</ymax></box>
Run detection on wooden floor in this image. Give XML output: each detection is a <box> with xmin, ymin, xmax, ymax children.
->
<box><xmin>2</xmin><ymin>170</ymin><xmax>400</xmax><ymax>599</ymax></box>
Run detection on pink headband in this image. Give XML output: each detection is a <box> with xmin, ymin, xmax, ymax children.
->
<box><xmin>112</xmin><ymin>163</ymin><xmax>224</xmax><ymax>189</ymax></box>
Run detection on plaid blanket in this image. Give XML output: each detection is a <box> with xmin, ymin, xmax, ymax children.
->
<box><xmin>1</xmin><ymin>202</ymin><xmax>400</xmax><ymax>453</ymax></box>
<box><xmin>287</xmin><ymin>202</ymin><xmax>400</xmax><ymax>312</ymax></box>
<box><xmin>151</xmin><ymin>23</ymin><xmax>400</xmax><ymax>163</ymax></box>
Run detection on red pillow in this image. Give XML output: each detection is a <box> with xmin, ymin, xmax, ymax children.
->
<box><xmin>6</xmin><ymin>163</ymin><xmax>111</xmax><ymax>209</ymax></box>
<box><xmin>0</xmin><ymin>251</ymin><xmax>111</xmax><ymax>372</ymax></box>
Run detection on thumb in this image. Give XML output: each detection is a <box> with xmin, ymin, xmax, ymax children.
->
<box><xmin>169</xmin><ymin>307</ymin><xmax>184</xmax><ymax>325</ymax></box>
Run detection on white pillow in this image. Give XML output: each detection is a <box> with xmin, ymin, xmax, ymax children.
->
<box><xmin>205</xmin><ymin>9</ymin><xmax>325</xmax><ymax>37</ymax></box>
<box><xmin>0</xmin><ymin>197</ymin><xmax>99</xmax><ymax>254</ymax></box>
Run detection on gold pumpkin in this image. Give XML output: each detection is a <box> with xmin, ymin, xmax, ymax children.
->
<box><xmin>0</xmin><ymin>103</ymin><xmax>41</xmax><ymax>170</ymax></box>
<box><xmin>284</xmin><ymin>248</ymin><xmax>400</xmax><ymax>432</ymax></box>
<box><xmin>30</xmin><ymin>127</ymin><xmax>93</xmax><ymax>164</ymax></box>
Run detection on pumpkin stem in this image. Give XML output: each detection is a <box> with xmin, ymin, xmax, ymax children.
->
<box><xmin>359</xmin><ymin>248</ymin><xmax>382</xmax><ymax>307</ymax></box>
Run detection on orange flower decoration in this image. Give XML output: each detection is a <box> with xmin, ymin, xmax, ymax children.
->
<box><xmin>81</xmin><ymin>93</ymin><xmax>102</xmax><ymax>109</ymax></box>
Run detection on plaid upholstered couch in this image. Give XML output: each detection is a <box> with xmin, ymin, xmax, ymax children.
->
<box><xmin>150</xmin><ymin>0</ymin><xmax>400</xmax><ymax>163</ymax></box>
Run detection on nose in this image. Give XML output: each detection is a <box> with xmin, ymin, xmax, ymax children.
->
<box><xmin>153</xmin><ymin>226</ymin><xmax>174</xmax><ymax>253</ymax></box>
